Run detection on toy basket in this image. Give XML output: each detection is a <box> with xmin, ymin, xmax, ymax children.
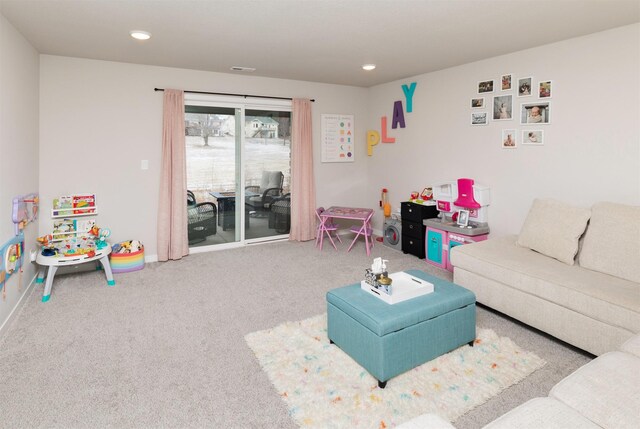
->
<box><xmin>110</xmin><ymin>243</ymin><xmax>145</xmax><ymax>273</ymax></box>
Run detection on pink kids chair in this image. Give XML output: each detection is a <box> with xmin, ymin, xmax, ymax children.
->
<box><xmin>316</xmin><ymin>207</ymin><xmax>342</xmax><ymax>249</ymax></box>
<box><xmin>347</xmin><ymin>210</ymin><xmax>374</xmax><ymax>256</ymax></box>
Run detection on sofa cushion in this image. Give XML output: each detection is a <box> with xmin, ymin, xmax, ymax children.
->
<box><xmin>516</xmin><ymin>199</ymin><xmax>591</xmax><ymax>265</ymax></box>
<box><xmin>396</xmin><ymin>413</ymin><xmax>455</xmax><ymax>429</ymax></box>
<box><xmin>451</xmin><ymin>236</ymin><xmax>640</xmax><ymax>334</ymax></box>
<box><xmin>579</xmin><ymin>202</ymin><xmax>640</xmax><ymax>283</ymax></box>
<box><xmin>550</xmin><ymin>351</ymin><xmax>640</xmax><ymax>429</ymax></box>
<box><xmin>620</xmin><ymin>333</ymin><xmax>640</xmax><ymax>358</ymax></box>
<box><xmin>482</xmin><ymin>397</ymin><xmax>600</xmax><ymax>429</ymax></box>
<box><xmin>260</xmin><ymin>171</ymin><xmax>283</xmax><ymax>191</ymax></box>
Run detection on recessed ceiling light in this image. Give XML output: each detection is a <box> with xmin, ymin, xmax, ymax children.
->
<box><xmin>130</xmin><ymin>30</ymin><xmax>151</xmax><ymax>40</ymax></box>
<box><xmin>230</xmin><ymin>66</ymin><xmax>256</xmax><ymax>72</ymax></box>
<box><xmin>362</xmin><ymin>64</ymin><xmax>376</xmax><ymax>71</ymax></box>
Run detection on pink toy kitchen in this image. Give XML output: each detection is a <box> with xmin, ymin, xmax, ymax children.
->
<box><xmin>424</xmin><ymin>178</ymin><xmax>491</xmax><ymax>271</ymax></box>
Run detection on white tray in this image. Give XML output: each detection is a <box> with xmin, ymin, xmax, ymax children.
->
<box><xmin>361</xmin><ymin>271</ymin><xmax>434</xmax><ymax>304</ymax></box>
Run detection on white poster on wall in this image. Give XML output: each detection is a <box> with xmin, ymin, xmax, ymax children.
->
<box><xmin>321</xmin><ymin>114</ymin><xmax>354</xmax><ymax>163</ymax></box>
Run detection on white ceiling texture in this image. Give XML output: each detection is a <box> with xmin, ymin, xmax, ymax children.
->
<box><xmin>1</xmin><ymin>0</ymin><xmax>639</xmax><ymax>87</ymax></box>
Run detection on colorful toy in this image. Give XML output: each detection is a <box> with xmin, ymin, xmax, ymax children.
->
<box><xmin>426</xmin><ymin>178</ymin><xmax>491</xmax><ymax>272</ymax></box>
<box><xmin>0</xmin><ymin>233</ymin><xmax>25</xmax><ymax>300</ymax></box>
<box><xmin>36</xmin><ymin>234</ymin><xmax>53</xmax><ymax>248</ymax></box>
<box><xmin>112</xmin><ymin>240</ymin><xmax>143</xmax><ymax>254</ymax></box>
<box><xmin>89</xmin><ymin>225</ymin><xmax>111</xmax><ymax>249</ymax></box>
<box><xmin>381</xmin><ymin>188</ymin><xmax>391</xmax><ymax>217</ymax></box>
<box><xmin>420</xmin><ymin>187</ymin><xmax>433</xmax><ymax>201</ymax></box>
<box><xmin>110</xmin><ymin>241</ymin><xmax>145</xmax><ymax>273</ymax></box>
<box><xmin>433</xmin><ymin>178</ymin><xmax>491</xmax><ymax>224</ymax></box>
<box><xmin>12</xmin><ymin>193</ymin><xmax>39</xmax><ymax>235</ymax></box>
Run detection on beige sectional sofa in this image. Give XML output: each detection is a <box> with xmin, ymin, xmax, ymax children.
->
<box><xmin>397</xmin><ymin>333</ymin><xmax>640</xmax><ymax>429</ymax></box>
<box><xmin>396</xmin><ymin>200</ymin><xmax>640</xmax><ymax>428</ymax></box>
<box><xmin>451</xmin><ymin>200</ymin><xmax>640</xmax><ymax>356</ymax></box>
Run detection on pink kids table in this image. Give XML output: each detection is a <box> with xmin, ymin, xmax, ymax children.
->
<box><xmin>319</xmin><ymin>206</ymin><xmax>374</xmax><ymax>256</ymax></box>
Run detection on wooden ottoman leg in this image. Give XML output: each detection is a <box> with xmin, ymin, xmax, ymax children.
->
<box><xmin>378</xmin><ymin>380</ymin><xmax>387</xmax><ymax>389</ymax></box>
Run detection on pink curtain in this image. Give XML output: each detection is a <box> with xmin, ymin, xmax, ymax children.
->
<box><xmin>157</xmin><ymin>89</ymin><xmax>189</xmax><ymax>261</ymax></box>
<box><xmin>289</xmin><ymin>99</ymin><xmax>317</xmax><ymax>241</ymax></box>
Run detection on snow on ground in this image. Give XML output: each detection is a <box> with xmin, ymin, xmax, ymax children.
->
<box><xmin>186</xmin><ymin>135</ymin><xmax>290</xmax><ymax>202</ymax></box>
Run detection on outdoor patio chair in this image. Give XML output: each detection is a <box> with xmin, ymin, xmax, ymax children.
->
<box><xmin>246</xmin><ymin>171</ymin><xmax>284</xmax><ymax>216</ymax></box>
<box><xmin>187</xmin><ymin>202</ymin><xmax>217</xmax><ymax>244</ymax></box>
<box><xmin>269</xmin><ymin>193</ymin><xmax>291</xmax><ymax>233</ymax></box>
<box><xmin>187</xmin><ymin>190</ymin><xmax>196</xmax><ymax>207</ymax></box>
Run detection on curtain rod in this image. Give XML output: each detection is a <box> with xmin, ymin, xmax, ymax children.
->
<box><xmin>154</xmin><ymin>87</ymin><xmax>315</xmax><ymax>102</ymax></box>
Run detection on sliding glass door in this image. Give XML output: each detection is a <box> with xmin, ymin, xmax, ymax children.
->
<box><xmin>185</xmin><ymin>96</ymin><xmax>291</xmax><ymax>249</ymax></box>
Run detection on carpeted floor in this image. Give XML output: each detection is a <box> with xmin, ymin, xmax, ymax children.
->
<box><xmin>246</xmin><ymin>315</ymin><xmax>546</xmax><ymax>428</ymax></box>
<box><xmin>0</xmin><ymin>239</ymin><xmax>592</xmax><ymax>428</ymax></box>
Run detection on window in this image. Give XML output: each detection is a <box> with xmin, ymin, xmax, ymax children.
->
<box><xmin>185</xmin><ymin>97</ymin><xmax>291</xmax><ymax>249</ymax></box>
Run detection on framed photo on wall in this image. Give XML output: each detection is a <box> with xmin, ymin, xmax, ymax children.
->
<box><xmin>521</xmin><ymin>102</ymin><xmax>551</xmax><ymax>125</ymax></box>
<box><xmin>501</xmin><ymin>74</ymin><xmax>513</xmax><ymax>91</ymax></box>
<box><xmin>471</xmin><ymin>112</ymin><xmax>488</xmax><ymax>125</ymax></box>
<box><xmin>471</xmin><ymin>97</ymin><xmax>485</xmax><ymax>108</ymax></box>
<box><xmin>539</xmin><ymin>80</ymin><xmax>552</xmax><ymax>98</ymax></box>
<box><xmin>522</xmin><ymin>130</ymin><xmax>544</xmax><ymax>145</ymax></box>
<box><xmin>493</xmin><ymin>94</ymin><xmax>513</xmax><ymax>120</ymax></box>
<box><xmin>478</xmin><ymin>80</ymin><xmax>494</xmax><ymax>94</ymax></box>
<box><xmin>518</xmin><ymin>77</ymin><xmax>533</xmax><ymax>97</ymax></box>
<box><xmin>502</xmin><ymin>129</ymin><xmax>517</xmax><ymax>148</ymax></box>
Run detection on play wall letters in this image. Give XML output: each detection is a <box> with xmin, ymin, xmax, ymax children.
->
<box><xmin>367</xmin><ymin>82</ymin><xmax>416</xmax><ymax>156</ymax></box>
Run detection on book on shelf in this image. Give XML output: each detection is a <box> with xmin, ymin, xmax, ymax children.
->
<box><xmin>52</xmin><ymin>218</ymin><xmax>75</xmax><ymax>240</ymax></box>
<box><xmin>72</xmin><ymin>194</ymin><xmax>96</xmax><ymax>214</ymax></box>
<box><xmin>52</xmin><ymin>196</ymin><xmax>73</xmax><ymax>216</ymax></box>
<box><xmin>51</xmin><ymin>218</ymin><xmax>96</xmax><ymax>241</ymax></box>
<box><xmin>74</xmin><ymin>218</ymin><xmax>96</xmax><ymax>234</ymax></box>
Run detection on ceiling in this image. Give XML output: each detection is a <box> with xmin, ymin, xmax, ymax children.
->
<box><xmin>1</xmin><ymin>0</ymin><xmax>639</xmax><ymax>87</ymax></box>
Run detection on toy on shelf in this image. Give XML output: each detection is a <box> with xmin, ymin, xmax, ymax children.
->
<box><xmin>409</xmin><ymin>187</ymin><xmax>434</xmax><ymax>205</ymax></box>
<box><xmin>420</xmin><ymin>187</ymin><xmax>433</xmax><ymax>201</ymax></box>
<box><xmin>12</xmin><ymin>193</ymin><xmax>39</xmax><ymax>235</ymax></box>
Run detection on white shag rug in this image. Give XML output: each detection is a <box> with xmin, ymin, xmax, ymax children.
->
<box><xmin>245</xmin><ymin>314</ymin><xmax>546</xmax><ymax>428</ymax></box>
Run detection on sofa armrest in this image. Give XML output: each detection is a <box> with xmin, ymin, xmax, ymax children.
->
<box><xmin>620</xmin><ymin>333</ymin><xmax>640</xmax><ymax>358</ymax></box>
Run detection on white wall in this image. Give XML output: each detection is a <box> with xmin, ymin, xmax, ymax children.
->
<box><xmin>366</xmin><ymin>24</ymin><xmax>640</xmax><ymax>236</ymax></box>
<box><xmin>39</xmin><ymin>57</ymin><xmax>369</xmax><ymax>259</ymax></box>
<box><xmin>0</xmin><ymin>14</ymin><xmax>40</xmax><ymax>332</ymax></box>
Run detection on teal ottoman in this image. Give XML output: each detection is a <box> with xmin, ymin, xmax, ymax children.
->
<box><xmin>326</xmin><ymin>269</ymin><xmax>476</xmax><ymax>388</ymax></box>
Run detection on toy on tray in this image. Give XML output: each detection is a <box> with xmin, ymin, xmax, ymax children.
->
<box><xmin>364</xmin><ymin>257</ymin><xmax>392</xmax><ymax>294</ymax></box>
<box><xmin>89</xmin><ymin>225</ymin><xmax>111</xmax><ymax>250</ymax></box>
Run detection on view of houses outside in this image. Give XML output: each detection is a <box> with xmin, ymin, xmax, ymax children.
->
<box><xmin>185</xmin><ymin>113</ymin><xmax>291</xmax><ymax>203</ymax></box>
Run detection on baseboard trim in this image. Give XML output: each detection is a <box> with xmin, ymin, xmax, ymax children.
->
<box><xmin>145</xmin><ymin>254</ymin><xmax>158</xmax><ymax>263</ymax></box>
<box><xmin>0</xmin><ymin>273</ymin><xmax>37</xmax><ymax>340</ymax></box>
